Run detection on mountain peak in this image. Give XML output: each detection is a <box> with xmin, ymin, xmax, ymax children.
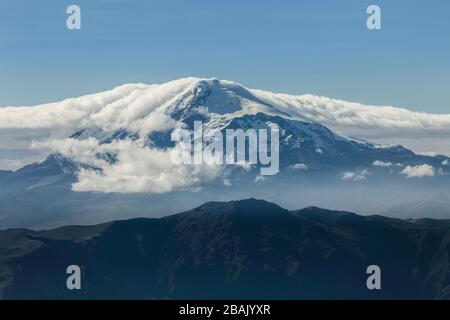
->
<box><xmin>174</xmin><ymin>198</ymin><xmax>289</xmax><ymax>221</ymax></box>
<box><xmin>161</xmin><ymin>77</ymin><xmax>277</xmax><ymax>118</ymax></box>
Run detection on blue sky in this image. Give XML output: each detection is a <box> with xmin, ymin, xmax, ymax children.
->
<box><xmin>1</xmin><ymin>0</ymin><xmax>449</xmax><ymax>112</ymax></box>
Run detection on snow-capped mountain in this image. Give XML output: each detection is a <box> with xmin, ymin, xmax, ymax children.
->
<box><xmin>1</xmin><ymin>77</ymin><xmax>450</xmax><ymax>228</ymax></box>
<box><xmin>32</xmin><ymin>77</ymin><xmax>450</xmax><ymax>169</ymax></box>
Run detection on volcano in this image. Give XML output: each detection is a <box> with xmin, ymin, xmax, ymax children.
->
<box><xmin>1</xmin><ymin>78</ymin><xmax>450</xmax><ymax>228</ymax></box>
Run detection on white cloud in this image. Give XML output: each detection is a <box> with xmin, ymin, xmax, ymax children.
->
<box><xmin>289</xmin><ymin>163</ymin><xmax>309</xmax><ymax>170</ymax></box>
<box><xmin>342</xmin><ymin>169</ymin><xmax>369</xmax><ymax>181</ymax></box>
<box><xmin>401</xmin><ymin>164</ymin><xmax>435</xmax><ymax>178</ymax></box>
<box><xmin>129</xmin><ymin>111</ymin><xmax>180</xmax><ymax>136</ymax></box>
<box><xmin>442</xmin><ymin>159</ymin><xmax>450</xmax><ymax>166</ymax></box>
<box><xmin>0</xmin><ymin>79</ymin><xmax>198</xmax><ymax>171</ymax></box>
<box><xmin>0</xmin><ymin>79</ymin><xmax>196</xmax><ymax>131</ymax></box>
<box><xmin>255</xmin><ymin>175</ymin><xmax>266</xmax><ymax>182</ymax></box>
<box><xmin>342</xmin><ymin>172</ymin><xmax>356</xmax><ymax>180</ymax></box>
<box><xmin>39</xmin><ymin>137</ymin><xmax>223</xmax><ymax>193</ymax></box>
<box><xmin>32</xmin><ymin>138</ymin><xmax>104</xmax><ymax>167</ymax></box>
<box><xmin>223</xmin><ymin>179</ymin><xmax>232</xmax><ymax>187</ymax></box>
<box><xmin>372</xmin><ymin>160</ymin><xmax>393</xmax><ymax>167</ymax></box>
<box><xmin>252</xmin><ymin>89</ymin><xmax>450</xmax><ymax>140</ymax></box>
<box><xmin>251</xmin><ymin>88</ymin><xmax>450</xmax><ymax>156</ymax></box>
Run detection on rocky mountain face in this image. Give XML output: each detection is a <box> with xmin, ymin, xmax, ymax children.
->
<box><xmin>1</xmin><ymin>199</ymin><xmax>449</xmax><ymax>300</ymax></box>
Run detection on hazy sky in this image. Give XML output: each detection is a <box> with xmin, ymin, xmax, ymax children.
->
<box><xmin>1</xmin><ymin>0</ymin><xmax>449</xmax><ymax>113</ymax></box>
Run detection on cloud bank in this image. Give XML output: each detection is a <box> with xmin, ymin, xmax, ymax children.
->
<box><xmin>342</xmin><ymin>169</ymin><xmax>369</xmax><ymax>181</ymax></box>
<box><xmin>0</xmin><ymin>78</ymin><xmax>196</xmax><ymax>170</ymax></box>
<box><xmin>252</xmin><ymin>90</ymin><xmax>450</xmax><ymax>139</ymax></box>
<box><xmin>401</xmin><ymin>164</ymin><xmax>435</xmax><ymax>178</ymax></box>
<box><xmin>33</xmin><ymin>137</ymin><xmax>223</xmax><ymax>193</ymax></box>
<box><xmin>251</xmin><ymin>88</ymin><xmax>450</xmax><ymax>155</ymax></box>
<box><xmin>372</xmin><ymin>160</ymin><xmax>393</xmax><ymax>167</ymax></box>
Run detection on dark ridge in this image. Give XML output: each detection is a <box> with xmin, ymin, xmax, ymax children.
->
<box><xmin>1</xmin><ymin>199</ymin><xmax>449</xmax><ymax>299</ymax></box>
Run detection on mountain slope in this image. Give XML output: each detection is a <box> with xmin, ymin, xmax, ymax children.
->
<box><xmin>384</xmin><ymin>194</ymin><xmax>450</xmax><ymax>220</ymax></box>
<box><xmin>0</xmin><ymin>199</ymin><xmax>449</xmax><ymax>300</ymax></box>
